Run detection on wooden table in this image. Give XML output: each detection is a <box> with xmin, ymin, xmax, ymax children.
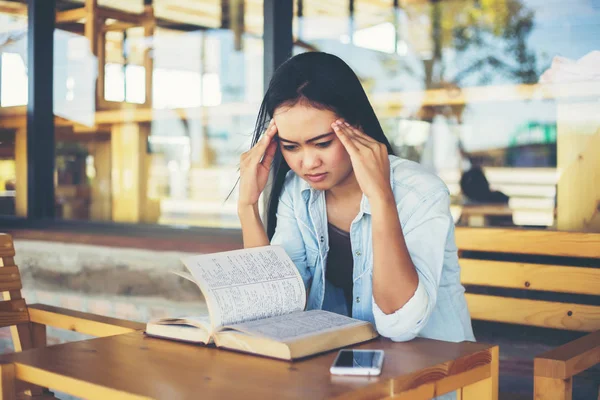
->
<box><xmin>0</xmin><ymin>331</ymin><xmax>498</xmax><ymax>399</ymax></box>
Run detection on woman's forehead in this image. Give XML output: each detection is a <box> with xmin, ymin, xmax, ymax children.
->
<box><xmin>274</xmin><ymin>104</ymin><xmax>337</xmax><ymax>141</ymax></box>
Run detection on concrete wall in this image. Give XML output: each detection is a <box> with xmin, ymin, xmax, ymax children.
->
<box><xmin>4</xmin><ymin>239</ymin><xmax>209</xmax><ymax>350</ymax></box>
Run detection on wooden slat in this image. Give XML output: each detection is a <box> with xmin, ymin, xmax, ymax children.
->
<box><xmin>534</xmin><ymin>330</ymin><xmax>600</xmax><ymax>379</ymax></box>
<box><xmin>455</xmin><ymin>228</ymin><xmax>600</xmax><ymax>258</ymax></box>
<box><xmin>0</xmin><ymin>267</ymin><xmax>22</xmax><ymax>292</ymax></box>
<box><xmin>0</xmin><ymin>300</ymin><xmax>29</xmax><ymax>329</ymax></box>
<box><xmin>0</xmin><ymin>235</ymin><xmax>15</xmax><ymax>259</ymax></box>
<box><xmin>56</xmin><ymin>8</ymin><xmax>86</xmax><ymax>23</ymax></box>
<box><xmin>372</xmin><ymin>81</ymin><xmax>600</xmax><ymax>108</ymax></box>
<box><xmin>465</xmin><ymin>294</ymin><xmax>600</xmax><ymax>332</ymax></box>
<box><xmin>28</xmin><ymin>304</ymin><xmax>144</xmax><ymax>337</ymax></box>
<box><xmin>96</xmin><ymin>6</ymin><xmax>146</xmax><ymax>25</ymax></box>
<box><xmin>460</xmin><ymin>259</ymin><xmax>600</xmax><ymax>296</ymax></box>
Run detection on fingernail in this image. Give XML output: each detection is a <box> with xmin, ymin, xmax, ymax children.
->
<box><xmin>344</xmin><ymin>122</ymin><xmax>350</xmax><ymax>126</ymax></box>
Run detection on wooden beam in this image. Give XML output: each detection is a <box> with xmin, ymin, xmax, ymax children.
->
<box><xmin>460</xmin><ymin>259</ymin><xmax>600</xmax><ymax>296</ymax></box>
<box><xmin>0</xmin><ymin>2</ymin><xmax>26</xmax><ymax>16</ymax></box>
<box><xmin>534</xmin><ymin>330</ymin><xmax>600</xmax><ymax>379</ymax></box>
<box><xmin>455</xmin><ymin>227</ymin><xmax>600</xmax><ymax>258</ymax></box>
<box><xmin>372</xmin><ymin>81</ymin><xmax>600</xmax><ymax>109</ymax></box>
<box><xmin>97</xmin><ymin>6</ymin><xmax>146</xmax><ymax>25</ymax></box>
<box><xmin>27</xmin><ymin>304</ymin><xmax>145</xmax><ymax>337</ymax></box>
<box><xmin>465</xmin><ymin>294</ymin><xmax>600</xmax><ymax>332</ymax></box>
<box><xmin>56</xmin><ymin>7</ymin><xmax>86</xmax><ymax>23</ymax></box>
<box><xmin>102</xmin><ymin>21</ymin><xmax>137</xmax><ymax>32</ymax></box>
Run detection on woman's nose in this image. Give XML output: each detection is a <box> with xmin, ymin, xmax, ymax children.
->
<box><xmin>302</xmin><ymin>149</ymin><xmax>322</xmax><ymax>169</ymax></box>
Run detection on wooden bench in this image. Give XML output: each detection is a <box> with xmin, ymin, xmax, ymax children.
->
<box><xmin>0</xmin><ymin>233</ymin><xmax>145</xmax><ymax>399</ymax></box>
<box><xmin>455</xmin><ymin>227</ymin><xmax>600</xmax><ymax>400</ymax></box>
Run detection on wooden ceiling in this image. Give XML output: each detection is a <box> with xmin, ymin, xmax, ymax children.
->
<box><xmin>0</xmin><ymin>0</ymin><xmax>407</xmax><ymax>35</ymax></box>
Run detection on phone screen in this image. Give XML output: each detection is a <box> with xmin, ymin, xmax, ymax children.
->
<box><xmin>333</xmin><ymin>350</ymin><xmax>383</xmax><ymax>369</ymax></box>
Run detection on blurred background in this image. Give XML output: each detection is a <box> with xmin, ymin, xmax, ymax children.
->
<box><xmin>0</xmin><ymin>1</ymin><xmax>599</xmax><ymax>398</ymax></box>
<box><xmin>1</xmin><ymin>0</ymin><xmax>598</xmax><ymax>231</ymax></box>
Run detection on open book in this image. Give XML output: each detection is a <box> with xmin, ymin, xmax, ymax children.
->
<box><xmin>145</xmin><ymin>245</ymin><xmax>378</xmax><ymax>360</ymax></box>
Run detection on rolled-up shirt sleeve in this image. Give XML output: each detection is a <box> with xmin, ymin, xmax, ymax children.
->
<box><xmin>372</xmin><ymin>189</ymin><xmax>452</xmax><ymax>341</ymax></box>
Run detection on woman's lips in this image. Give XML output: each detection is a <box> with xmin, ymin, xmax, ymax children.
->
<box><xmin>306</xmin><ymin>173</ymin><xmax>328</xmax><ymax>182</ymax></box>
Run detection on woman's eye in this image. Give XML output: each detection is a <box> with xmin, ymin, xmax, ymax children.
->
<box><xmin>282</xmin><ymin>145</ymin><xmax>297</xmax><ymax>151</ymax></box>
<box><xmin>315</xmin><ymin>141</ymin><xmax>332</xmax><ymax>148</ymax></box>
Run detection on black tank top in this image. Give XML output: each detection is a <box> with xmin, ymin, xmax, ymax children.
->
<box><xmin>325</xmin><ymin>223</ymin><xmax>354</xmax><ymax>314</ymax></box>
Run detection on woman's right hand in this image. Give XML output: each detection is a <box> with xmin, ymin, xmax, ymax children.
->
<box><xmin>238</xmin><ymin>119</ymin><xmax>278</xmax><ymax>209</ymax></box>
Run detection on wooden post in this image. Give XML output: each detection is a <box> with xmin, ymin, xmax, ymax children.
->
<box><xmin>143</xmin><ymin>4</ymin><xmax>155</xmax><ymax>108</ymax></box>
<box><xmin>556</xmin><ymin>101</ymin><xmax>600</xmax><ymax>232</ymax></box>
<box><xmin>14</xmin><ymin>128</ymin><xmax>27</xmax><ymax>217</ymax></box>
<box><xmin>89</xmin><ymin>140</ymin><xmax>112</xmax><ymax>221</ymax></box>
<box><xmin>0</xmin><ymin>363</ymin><xmax>16</xmax><ymax>400</ymax></box>
<box><xmin>85</xmin><ymin>0</ymin><xmax>98</xmax><ymax>55</ymax></box>
<box><xmin>111</xmin><ymin>122</ymin><xmax>157</xmax><ymax>223</ymax></box>
<box><xmin>95</xmin><ymin>17</ymin><xmax>107</xmax><ymax>110</ymax></box>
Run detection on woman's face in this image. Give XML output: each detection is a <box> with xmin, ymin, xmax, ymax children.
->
<box><xmin>274</xmin><ymin>102</ymin><xmax>354</xmax><ymax>191</ymax></box>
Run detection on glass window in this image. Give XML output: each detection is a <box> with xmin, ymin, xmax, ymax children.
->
<box><xmin>53</xmin><ymin>0</ymin><xmax>264</xmax><ymax>227</ymax></box>
<box><xmin>294</xmin><ymin>0</ymin><xmax>600</xmax><ymax>232</ymax></box>
<box><xmin>0</xmin><ymin>6</ymin><xmax>28</xmax><ymax>217</ymax></box>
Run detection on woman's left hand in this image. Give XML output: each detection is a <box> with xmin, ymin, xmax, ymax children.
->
<box><xmin>332</xmin><ymin>119</ymin><xmax>393</xmax><ymax>200</ymax></box>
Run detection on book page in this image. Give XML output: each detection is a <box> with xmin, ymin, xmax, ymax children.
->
<box><xmin>146</xmin><ymin>315</ymin><xmax>213</xmax><ymax>344</ymax></box>
<box><xmin>150</xmin><ymin>315</ymin><xmax>212</xmax><ymax>330</ymax></box>
<box><xmin>181</xmin><ymin>246</ymin><xmax>306</xmax><ymax>329</ymax></box>
<box><xmin>223</xmin><ymin>310</ymin><xmax>368</xmax><ymax>343</ymax></box>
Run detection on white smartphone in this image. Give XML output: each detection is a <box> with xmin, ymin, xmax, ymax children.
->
<box><xmin>329</xmin><ymin>349</ymin><xmax>385</xmax><ymax>376</ymax></box>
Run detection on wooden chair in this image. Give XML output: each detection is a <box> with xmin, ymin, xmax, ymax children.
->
<box><xmin>0</xmin><ymin>233</ymin><xmax>145</xmax><ymax>399</ymax></box>
<box><xmin>455</xmin><ymin>227</ymin><xmax>600</xmax><ymax>400</ymax></box>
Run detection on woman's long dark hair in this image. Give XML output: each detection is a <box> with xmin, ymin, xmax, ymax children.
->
<box><xmin>249</xmin><ymin>52</ymin><xmax>395</xmax><ymax>240</ymax></box>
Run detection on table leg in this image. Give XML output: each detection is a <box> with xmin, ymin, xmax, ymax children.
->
<box><xmin>460</xmin><ymin>346</ymin><xmax>498</xmax><ymax>400</ymax></box>
<box><xmin>534</xmin><ymin>376</ymin><xmax>572</xmax><ymax>400</ymax></box>
<box><xmin>0</xmin><ymin>363</ymin><xmax>16</xmax><ymax>400</ymax></box>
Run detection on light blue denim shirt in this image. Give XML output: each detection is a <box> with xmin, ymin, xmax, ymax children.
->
<box><xmin>271</xmin><ymin>155</ymin><xmax>475</xmax><ymax>344</ymax></box>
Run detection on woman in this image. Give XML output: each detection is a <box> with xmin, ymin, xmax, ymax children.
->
<box><xmin>237</xmin><ymin>52</ymin><xmax>474</xmax><ymax>344</ymax></box>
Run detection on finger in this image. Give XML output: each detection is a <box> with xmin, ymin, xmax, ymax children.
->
<box><xmin>261</xmin><ymin>140</ymin><xmax>277</xmax><ymax>169</ymax></box>
<box><xmin>343</xmin><ymin>122</ymin><xmax>376</xmax><ymax>143</ymax></box>
<box><xmin>255</xmin><ymin>122</ymin><xmax>278</xmax><ymax>153</ymax></box>
<box><xmin>332</xmin><ymin>122</ymin><xmax>359</xmax><ymax>155</ymax></box>
<box><xmin>264</xmin><ymin>119</ymin><xmax>277</xmax><ymax>136</ymax></box>
<box><xmin>336</xmin><ymin>121</ymin><xmax>371</xmax><ymax>148</ymax></box>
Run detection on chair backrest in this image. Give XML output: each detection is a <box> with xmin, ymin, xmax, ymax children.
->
<box><xmin>455</xmin><ymin>227</ymin><xmax>600</xmax><ymax>332</ymax></box>
<box><xmin>0</xmin><ymin>233</ymin><xmax>35</xmax><ymax>351</ymax></box>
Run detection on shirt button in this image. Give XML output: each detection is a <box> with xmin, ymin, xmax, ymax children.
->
<box><xmin>320</xmin><ymin>236</ymin><xmax>324</xmax><ymax>243</ymax></box>
<box><xmin>355</xmin><ymin>250</ymin><xmax>361</xmax><ymax>256</ymax></box>
<box><xmin>356</xmin><ymin>297</ymin><xmax>360</xmax><ymax>303</ymax></box>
